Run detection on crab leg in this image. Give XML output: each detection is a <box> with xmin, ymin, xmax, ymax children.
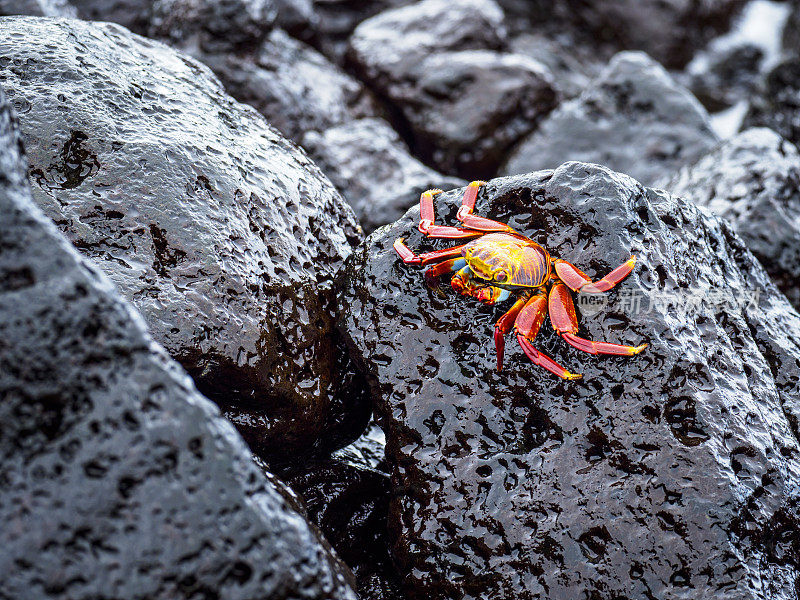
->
<box><xmin>394</xmin><ymin>239</ymin><xmax>469</xmax><ymax>265</ymax></box>
<box><xmin>456</xmin><ymin>181</ymin><xmax>517</xmax><ymax>233</ymax></box>
<box><xmin>554</xmin><ymin>256</ymin><xmax>637</xmax><ymax>293</ymax></box>
<box><xmin>494</xmin><ymin>293</ymin><xmax>530</xmax><ymax>371</ymax></box>
<box><xmin>548</xmin><ymin>283</ymin><xmax>647</xmax><ymax>356</ymax></box>
<box><xmin>511</xmin><ymin>292</ymin><xmax>581</xmax><ymax>379</ymax></box>
<box><xmin>418</xmin><ymin>188</ymin><xmax>482</xmax><ymax>239</ymax></box>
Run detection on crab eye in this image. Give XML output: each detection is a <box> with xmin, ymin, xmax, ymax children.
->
<box><xmin>494</xmin><ymin>270</ymin><xmax>507</xmax><ymax>282</ymax></box>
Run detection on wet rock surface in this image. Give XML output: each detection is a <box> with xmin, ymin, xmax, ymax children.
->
<box><xmin>303</xmin><ymin>118</ymin><xmax>464</xmax><ymax>233</ymax></box>
<box><xmin>184</xmin><ymin>28</ymin><xmax>378</xmax><ymax>144</ymax></box>
<box><xmin>563</xmin><ymin>0</ymin><xmax>747</xmax><ymax>69</ymax></box>
<box><xmin>287</xmin><ymin>424</ymin><xmax>400</xmax><ymax>599</ymax></box>
<box><xmin>665</xmin><ymin>127</ymin><xmax>800</xmax><ymax>310</ymax></box>
<box><xmin>0</xmin><ymin>85</ymin><xmax>357</xmax><ymax>600</ymax></box>
<box><xmin>339</xmin><ymin>162</ymin><xmax>800</xmax><ymax>599</ymax></box>
<box><xmin>503</xmin><ymin>51</ymin><xmax>719</xmax><ymax>187</ymax></box>
<box><xmin>743</xmin><ymin>56</ymin><xmax>800</xmax><ymax>147</ymax></box>
<box><xmin>0</xmin><ymin>17</ymin><xmax>369</xmax><ymax>466</ymax></box>
<box><xmin>70</xmin><ymin>0</ymin><xmax>152</xmax><ymax>33</ymax></box>
<box><xmin>348</xmin><ymin>0</ymin><xmax>558</xmax><ymax>178</ymax></box>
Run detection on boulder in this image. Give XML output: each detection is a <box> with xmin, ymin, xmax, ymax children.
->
<box><xmin>303</xmin><ymin>118</ymin><xmax>464</xmax><ymax>233</ymax></box>
<box><xmin>338</xmin><ymin>163</ymin><xmax>800</xmax><ymax>599</ymax></box>
<box><xmin>0</xmin><ymin>84</ymin><xmax>357</xmax><ymax>600</ymax></box>
<box><xmin>148</xmin><ymin>0</ymin><xmax>276</xmax><ymax>53</ymax></box>
<box><xmin>502</xmin><ymin>51</ymin><xmax>719</xmax><ymax>187</ymax></box>
<box><xmin>0</xmin><ymin>17</ymin><xmax>369</xmax><ymax>466</ymax></box>
<box><xmin>348</xmin><ymin>0</ymin><xmax>558</xmax><ymax>178</ymax></box>
<box><xmin>70</xmin><ymin>0</ymin><xmax>152</xmax><ymax>33</ymax></box>
<box><xmin>176</xmin><ymin>28</ymin><xmax>378</xmax><ymax>144</ymax></box>
<box><xmin>743</xmin><ymin>56</ymin><xmax>800</xmax><ymax>147</ymax></box>
<box><xmin>0</xmin><ymin>0</ymin><xmax>75</xmax><ymax>16</ymax></box>
<box><xmin>665</xmin><ymin>128</ymin><xmax>800</xmax><ymax>309</ymax></box>
<box><xmin>563</xmin><ymin>0</ymin><xmax>747</xmax><ymax>69</ymax></box>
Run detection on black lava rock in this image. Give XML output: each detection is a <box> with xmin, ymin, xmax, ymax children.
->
<box><xmin>348</xmin><ymin>0</ymin><xmax>558</xmax><ymax>178</ymax></box>
<box><xmin>502</xmin><ymin>51</ymin><xmax>719</xmax><ymax>187</ymax></box>
<box><xmin>0</xmin><ymin>17</ymin><xmax>369</xmax><ymax>467</ymax></box>
<box><xmin>149</xmin><ymin>0</ymin><xmax>276</xmax><ymax>53</ymax></box>
<box><xmin>338</xmin><ymin>162</ymin><xmax>800</xmax><ymax>599</ymax></box>
<box><xmin>286</xmin><ymin>430</ymin><xmax>401</xmax><ymax>599</ymax></box>
<box><xmin>683</xmin><ymin>40</ymin><xmax>765</xmax><ymax>112</ymax></box>
<box><xmin>783</xmin><ymin>2</ymin><xmax>800</xmax><ymax>56</ymax></box>
<box><xmin>303</xmin><ymin>0</ymin><xmax>413</xmax><ymax>65</ymax></box>
<box><xmin>179</xmin><ymin>28</ymin><xmax>378</xmax><ymax>144</ymax></box>
<box><xmin>563</xmin><ymin>0</ymin><xmax>747</xmax><ymax>69</ymax></box>
<box><xmin>303</xmin><ymin>118</ymin><xmax>465</xmax><ymax>233</ymax></box>
<box><xmin>666</xmin><ymin>127</ymin><xmax>800</xmax><ymax>310</ymax></box>
<box><xmin>743</xmin><ymin>56</ymin><xmax>800</xmax><ymax>147</ymax></box>
<box><xmin>0</xmin><ymin>85</ymin><xmax>357</xmax><ymax>600</ymax></box>
<box><xmin>0</xmin><ymin>0</ymin><xmax>75</xmax><ymax>16</ymax></box>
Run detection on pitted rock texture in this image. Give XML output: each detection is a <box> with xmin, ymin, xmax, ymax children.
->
<box><xmin>181</xmin><ymin>29</ymin><xmax>378</xmax><ymax>144</ymax></box>
<box><xmin>743</xmin><ymin>56</ymin><xmax>800</xmax><ymax>147</ymax></box>
<box><xmin>563</xmin><ymin>0</ymin><xmax>747</xmax><ymax>69</ymax></box>
<box><xmin>339</xmin><ymin>162</ymin><xmax>800</xmax><ymax>599</ymax></box>
<box><xmin>303</xmin><ymin>118</ymin><xmax>464</xmax><ymax>233</ymax></box>
<box><xmin>665</xmin><ymin>128</ymin><xmax>800</xmax><ymax>310</ymax></box>
<box><xmin>0</xmin><ymin>0</ymin><xmax>75</xmax><ymax>16</ymax></box>
<box><xmin>149</xmin><ymin>0</ymin><xmax>276</xmax><ymax>53</ymax></box>
<box><xmin>0</xmin><ymin>17</ymin><xmax>369</xmax><ymax>466</ymax></box>
<box><xmin>0</xmin><ymin>85</ymin><xmax>357</xmax><ymax>600</ymax></box>
<box><xmin>348</xmin><ymin>0</ymin><xmax>558</xmax><ymax>178</ymax></box>
<box><xmin>502</xmin><ymin>51</ymin><xmax>718</xmax><ymax>187</ymax></box>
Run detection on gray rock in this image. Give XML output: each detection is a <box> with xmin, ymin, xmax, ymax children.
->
<box><xmin>338</xmin><ymin>162</ymin><xmax>800</xmax><ymax>599</ymax></box>
<box><xmin>70</xmin><ymin>0</ymin><xmax>152</xmax><ymax>33</ymax></box>
<box><xmin>666</xmin><ymin>128</ymin><xmax>800</xmax><ymax>309</ymax></box>
<box><xmin>564</xmin><ymin>0</ymin><xmax>747</xmax><ymax>69</ymax></box>
<box><xmin>185</xmin><ymin>29</ymin><xmax>378</xmax><ymax>143</ymax></box>
<box><xmin>0</xmin><ymin>0</ymin><xmax>75</xmax><ymax>16</ymax></box>
<box><xmin>743</xmin><ymin>56</ymin><xmax>800</xmax><ymax>147</ymax></box>
<box><xmin>303</xmin><ymin>118</ymin><xmax>464</xmax><ymax>233</ymax></box>
<box><xmin>783</xmin><ymin>1</ymin><xmax>800</xmax><ymax>55</ymax></box>
<box><xmin>502</xmin><ymin>51</ymin><xmax>719</xmax><ymax>187</ymax></box>
<box><xmin>0</xmin><ymin>17</ymin><xmax>368</xmax><ymax>466</ymax></box>
<box><xmin>349</xmin><ymin>1</ymin><xmax>558</xmax><ymax>177</ymax></box>
<box><xmin>149</xmin><ymin>0</ymin><xmax>276</xmax><ymax>53</ymax></box>
<box><xmin>0</xmin><ymin>84</ymin><xmax>357</xmax><ymax>600</ymax></box>
<box><xmin>683</xmin><ymin>40</ymin><xmax>765</xmax><ymax>112</ymax></box>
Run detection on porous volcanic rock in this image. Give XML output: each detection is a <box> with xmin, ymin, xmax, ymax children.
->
<box><xmin>502</xmin><ymin>51</ymin><xmax>719</xmax><ymax>187</ymax></box>
<box><xmin>743</xmin><ymin>56</ymin><xmax>800</xmax><ymax>147</ymax></box>
<box><xmin>303</xmin><ymin>118</ymin><xmax>464</xmax><ymax>233</ymax></box>
<box><xmin>339</xmin><ymin>162</ymin><xmax>800</xmax><ymax>599</ymax></box>
<box><xmin>0</xmin><ymin>85</ymin><xmax>356</xmax><ymax>600</ymax></box>
<box><xmin>0</xmin><ymin>17</ymin><xmax>369</xmax><ymax>466</ymax></box>
<box><xmin>563</xmin><ymin>0</ymin><xmax>747</xmax><ymax>69</ymax></box>
<box><xmin>665</xmin><ymin>128</ymin><xmax>800</xmax><ymax>309</ymax></box>
<box><xmin>348</xmin><ymin>0</ymin><xmax>558</xmax><ymax>178</ymax></box>
<box><xmin>180</xmin><ymin>29</ymin><xmax>378</xmax><ymax>143</ymax></box>
<box><xmin>0</xmin><ymin>0</ymin><xmax>75</xmax><ymax>16</ymax></box>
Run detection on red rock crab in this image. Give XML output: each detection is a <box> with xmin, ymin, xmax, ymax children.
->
<box><xmin>394</xmin><ymin>181</ymin><xmax>647</xmax><ymax>380</ymax></box>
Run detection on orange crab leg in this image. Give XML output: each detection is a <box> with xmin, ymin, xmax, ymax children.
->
<box><xmin>494</xmin><ymin>294</ymin><xmax>530</xmax><ymax>371</ymax></box>
<box><xmin>510</xmin><ymin>293</ymin><xmax>581</xmax><ymax>379</ymax></box>
<box><xmin>548</xmin><ymin>283</ymin><xmax>647</xmax><ymax>356</ymax></box>
<box><xmin>394</xmin><ymin>238</ymin><xmax>468</xmax><ymax>265</ymax></box>
<box><xmin>554</xmin><ymin>256</ymin><xmax>637</xmax><ymax>293</ymax></box>
<box><xmin>456</xmin><ymin>181</ymin><xmax>517</xmax><ymax>233</ymax></box>
<box><xmin>418</xmin><ymin>188</ymin><xmax>482</xmax><ymax>239</ymax></box>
